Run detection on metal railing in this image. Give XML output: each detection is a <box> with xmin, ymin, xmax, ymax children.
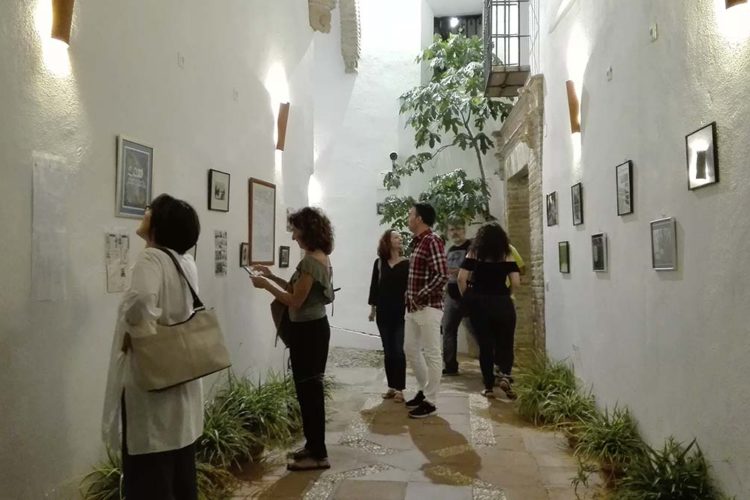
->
<box><xmin>484</xmin><ymin>0</ymin><xmax>531</xmax><ymax>81</ymax></box>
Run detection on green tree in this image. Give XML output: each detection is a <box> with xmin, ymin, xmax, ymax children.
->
<box><xmin>382</xmin><ymin>33</ymin><xmax>512</xmax><ymax>229</ymax></box>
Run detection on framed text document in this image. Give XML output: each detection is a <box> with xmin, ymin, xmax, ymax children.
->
<box><xmin>248</xmin><ymin>178</ymin><xmax>276</xmax><ymax>265</ymax></box>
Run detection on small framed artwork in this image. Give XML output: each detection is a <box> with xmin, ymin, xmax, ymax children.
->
<box><xmin>248</xmin><ymin>178</ymin><xmax>276</xmax><ymax>265</ymax></box>
<box><xmin>685</xmin><ymin>122</ymin><xmax>718</xmax><ymax>190</ymax></box>
<box><xmin>208</xmin><ymin>169</ymin><xmax>230</xmax><ymax>212</ymax></box>
<box><xmin>558</xmin><ymin>241</ymin><xmax>570</xmax><ymax>273</ymax></box>
<box><xmin>571</xmin><ymin>182</ymin><xmax>583</xmax><ymax>226</ymax></box>
<box><xmin>650</xmin><ymin>217</ymin><xmax>677</xmax><ymax>271</ymax></box>
<box><xmin>591</xmin><ymin>233</ymin><xmax>608</xmax><ymax>272</ymax></box>
<box><xmin>239</xmin><ymin>242</ymin><xmax>249</xmax><ymax>267</ymax></box>
<box><xmin>279</xmin><ymin>245</ymin><xmax>290</xmax><ymax>268</ymax></box>
<box><xmin>546</xmin><ymin>192</ymin><xmax>558</xmax><ymax>226</ymax></box>
<box><xmin>376</xmin><ymin>202</ymin><xmax>385</xmax><ymax>215</ymax></box>
<box><xmin>616</xmin><ymin>160</ymin><xmax>633</xmax><ymax>215</ymax></box>
<box><xmin>116</xmin><ymin>136</ymin><xmax>153</xmax><ymax>218</ymax></box>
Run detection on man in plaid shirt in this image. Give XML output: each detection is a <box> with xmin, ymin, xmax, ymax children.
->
<box><xmin>403</xmin><ymin>203</ymin><xmax>449</xmax><ymax>418</ymax></box>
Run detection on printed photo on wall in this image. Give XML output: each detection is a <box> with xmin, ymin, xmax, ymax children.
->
<box><xmin>571</xmin><ymin>183</ymin><xmax>583</xmax><ymax>226</ymax></box>
<box><xmin>214</xmin><ymin>230</ymin><xmax>228</xmax><ymax>276</ymax></box>
<box><xmin>116</xmin><ymin>136</ymin><xmax>153</xmax><ymax>219</ymax></box>
<box><xmin>558</xmin><ymin>241</ymin><xmax>570</xmax><ymax>273</ymax></box>
<box><xmin>616</xmin><ymin>160</ymin><xmax>633</xmax><ymax>215</ymax></box>
<box><xmin>685</xmin><ymin>122</ymin><xmax>718</xmax><ymax>190</ymax></box>
<box><xmin>208</xmin><ymin>169</ymin><xmax>230</xmax><ymax>212</ymax></box>
<box><xmin>591</xmin><ymin>233</ymin><xmax>608</xmax><ymax>272</ymax></box>
<box><xmin>239</xmin><ymin>242</ymin><xmax>249</xmax><ymax>267</ymax></box>
<box><xmin>650</xmin><ymin>217</ymin><xmax>677</xmax><ymax>271</ymax></box>
<box><xmin>279</xmin><ymin>245</ymin><xmax>290</xmax><ymax>268</ymax></box>
<box><xmin>546</xmin><ymin>192</ymin><xmax>558</xmax><ymax>226</ymax></box>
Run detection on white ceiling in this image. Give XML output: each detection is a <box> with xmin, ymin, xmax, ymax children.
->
<box><xmin>426</xmin><ymin>0</ymin><xmax>483</xmax><ymax>17</ymax></box>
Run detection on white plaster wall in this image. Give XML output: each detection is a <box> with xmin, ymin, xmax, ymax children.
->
<box><xmin>0</xmin><ymin>1</ymin><xmax>314</xmax><ymax>497</ymax></box>
<box><xmin>539</xmin><ymin>0</ymin><xmax>750</xmax><ymax>495</ymax></box>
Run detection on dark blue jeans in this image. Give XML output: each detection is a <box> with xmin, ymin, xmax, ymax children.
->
<box><xmin>467</xmin><ymin>294</ymin><xmax>516</xmax><ymax>390</ymax></box>
<box><xmin>441</xmin><ymin>293</ymin><xmax>473</xmax><ymax>372</ymax></box>
<box><xmin>376</xmin><ymin>313</ymin><xmax>406</xmax><ymax>391</ymax></box>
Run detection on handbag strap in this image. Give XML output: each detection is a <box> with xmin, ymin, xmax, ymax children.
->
<box><xmin>155</xmin><ymin>247</ymin><xmax>205</xmax><ymax>311</ymax></box>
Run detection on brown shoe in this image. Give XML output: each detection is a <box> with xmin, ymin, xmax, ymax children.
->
<box><xmin>287</xmin><ymin>457</ymin><xmax>331</xmax><ymax>471</ymax></box>
<box><xmin>498</xmin><ymin>378</ymin><xmax>517</xmax><ymax>400</ymax></box>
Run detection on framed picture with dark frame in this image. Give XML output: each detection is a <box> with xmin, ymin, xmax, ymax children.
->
<box><xmin>591</xmin><ymin>233</ymin><xmax>608</xmax><ymax>272</ymax></box>
<box><xmin>279</xmin><ymin>245</ymin><xmax>290</xmax><ymax>268</ymax></box>
<box><xmin>546</xmin><ymin>192</ymin><xmax>558</xmax><ymax>226</ymax></box>
<box><xmin>116</xmin><ymin>136</ymin><xmax>153</xmax><ymax>219</ymax></box>
<box><xmin>208</xmin><ymin>169</ymin><xmax>230</xmax><ymax>212</ymax></box>
<box><xmin>685</xmin><ymin>122</ymin><xmax>718</xmax><ymax>190</ymax></box>
<box><xmin>558</xmin><ymin>241</ymin><xmax>570</xmax><ymax>273</ymax></box>
<box><xmin>239</xmin><ymin>242</ymin><xmax>249</xmax><ymax>267</ymax></box>
<box><xmin>650</xmin><ymin>217</ymin><xmax>677</xmax><ymax>271</ymax></box>
<box><xmin>248</xmin><ymin>178</ymin><xmax>276</xmax><ymax>265</ymax></box>
<box><xmin>616</xmin><ymin>160</ymin><xmax>633</xmax><ymax>215</ymax></box>
<box><xmin>571</xmin><ymin>182</ymin><xmax>583</xmax><ymax>226</ymax></box>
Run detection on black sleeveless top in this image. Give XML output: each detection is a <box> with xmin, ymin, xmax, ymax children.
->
<box><xmin>460</xmin><ymin>258</ymin><xmax>519</xmax><ymax>296</ymax></box>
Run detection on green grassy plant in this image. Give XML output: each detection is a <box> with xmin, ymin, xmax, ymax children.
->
<box><xmin>515</xmin><ymin>354</ymin><xmax>578</xmax><ymax>425</ymax></box>
<box><xmin>196</xmin><ymin>394</ymin><xmax>257</xmax><ymax>468</ymax></box>
<box><xmin>575</xmin><ymin>406</ymin><xmax>644</xmax><ymax>481</ymax></box>
<box><xmin>196</xmin><ymin>461</ymin><xmax>240</xmax><ymax>500</ymax></box>
<box><xmin>79</xmin><ymin>448</ymin><xmax>122</xmax><ymax>500</ymax></box>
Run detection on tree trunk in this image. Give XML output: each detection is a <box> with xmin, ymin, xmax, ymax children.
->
<box><xmin>473</xmin><ymin>143</ymin><xmax>491</xmax><ymax>216</ymax></box>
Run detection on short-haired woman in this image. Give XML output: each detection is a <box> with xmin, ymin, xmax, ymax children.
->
<box><xmin>102</xmin><ymin>194</ymin><xmax>203</xmax><ymax>499</ymax></box>
<box><xmin>368</xmin><ymin>229</ymin><xmax>409</xmax><ymax>402</ymax></box>
<box><xmin>250</xmin><ymin>207</ymin><xmax>335</xmax><ymax>471</ymax></box>
<box><xmin>457</xmin><ymin>223</ymin><xmax>520</xmax><ymax>399</ymax></box>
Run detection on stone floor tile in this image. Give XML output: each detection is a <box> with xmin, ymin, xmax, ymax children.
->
<box><xmin>537</xmin><ymin>466</ymin><xmax>579</xmax><ymax>487</ymax></box>
<box><xmin>501</xmin><ymin>485</ymin><xmax>549</xmax><ymax>500</ymax></box>
<box><xmin>333</xmin><ymin>479</ymin><xmax>407</xmax><ymax>500</ymax></box>
<box><xmin>404</xmin><ymin>481</ymin><xmax>473</xmax><ymax>500</ymax></box>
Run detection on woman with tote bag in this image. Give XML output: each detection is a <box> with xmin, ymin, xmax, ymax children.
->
<box><xmin>101</xmin><ymin>194</ymin><xmax>204</xmax><ymax>499</ymax></box>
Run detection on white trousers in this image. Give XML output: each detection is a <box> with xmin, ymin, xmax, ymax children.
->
<box><xmin>404</xmin><ymin>307</ymin><xmax>443</xmax><ymax>404</ymax></box>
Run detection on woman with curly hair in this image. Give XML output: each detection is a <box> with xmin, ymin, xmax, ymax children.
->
<box><xmin>249</xmin><ymin>207</ymin><xmax>335</xmax><ymax>471</ymax></box>
<box><xmin>457</xmin><ymin>223</ymin><xmax>520</xmax><ymax>399</ymax></box>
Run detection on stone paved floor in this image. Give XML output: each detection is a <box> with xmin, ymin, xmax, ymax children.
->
<box><xmin>231</xmin><ymin>348</ymin><xmax>601</xmax><ymax>499</ymax></box>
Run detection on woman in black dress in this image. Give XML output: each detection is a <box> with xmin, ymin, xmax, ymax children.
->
<box><xmin>457</xmin><ymin>223</ymin><xmax>521</xmax><ymax>399</ymax></box>
<box><xmin>368</xmin><ymin>229</ymin><xmax>409</xmax><ymax>402</ymax></box>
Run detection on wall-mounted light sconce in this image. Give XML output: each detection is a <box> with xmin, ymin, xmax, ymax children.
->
<box><xmin>51</xmin><ymin>0</ymin><xmax>75</xmax><ymax>45</ymax></box>
<box><xmin>276</xmin><ymin>102</ymin><xmax>290</xmax><ymax>151</ymax></box>
<box><xmin>565</xmin><ymin>80</ymin><xmax>581</xmax><ymax>133</ymax></box>
<box><xmin>726</xmin><ymin>0</ymin><xmax>747</xmax><ymax>8</ymax></box>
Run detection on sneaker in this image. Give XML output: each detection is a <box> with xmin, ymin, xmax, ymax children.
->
<box><xmin>382</xmin><ymin>388</ymin><xmax>397</xmax><ymax>399</ymax></box>
<box><xmin>442</xmin><ymin>368</ymin><xmax>459</xmax><ymax>376</ymax></box>
<box><xmin>405</xmin><ymin>390</ymin><xmax>425</xmax><ymax>409</ymax></box>
<box><xmin>408</xmin><ymin>400</ymin><xmax>437</xmax><ymax>419</ymax></box>
<box><xmin>286</xmin><ymin>446</ymin><xmax>311</xmax><ymax>461</ymax></box>
<box><xmin>498</xmin><ymin>378</ymin><xmax>517</xmax><ymax>400</ymax></box>
<box><xmin>286</xmin><ymin>456</ymin><xmax>331</xmax><ymax>471</ymax></box>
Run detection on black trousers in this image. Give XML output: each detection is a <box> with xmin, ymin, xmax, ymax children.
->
<box><xmin>376</xmin><ymin>312</ymin><xmax>406</xmax><ymax>391</ymax></box>
<box><xmin>289</xmin><ymin>316</ymin><xmax>331</xmax><ymax>460</ymax></box>
<box><xmin>121</xmin><ymin>394</ymin><xmax>198</xmax><ymax>500</ymax></box>
<box><xmin>467</xmin><ymin>294</ymin><xmax>517</xmax><ymax>390</ymax></box>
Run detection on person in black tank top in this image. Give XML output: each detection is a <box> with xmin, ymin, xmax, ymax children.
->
<box><xmin>457</xmin><ymin>223</ymin><xmax>521</xmax><ymax>399</ymax></box>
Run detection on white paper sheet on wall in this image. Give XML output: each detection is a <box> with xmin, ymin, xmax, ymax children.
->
<box><xmin>105</xmin><ymin>231</ymin><xmax>131</xmax><ymax>293</ymax></box>
<box><xmin>31</xmin><ymin>152</ymin><xmax>71</xmax><ymax>302</ymax></box>
<box><xmin>214</xmin><ymin>230</ymin><xmax>228</xmax><ymax>276</ymax></box>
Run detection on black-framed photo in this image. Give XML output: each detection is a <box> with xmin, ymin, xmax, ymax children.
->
<box><xmin>279</xmin><ymin>245</ymin><xmax>290</xmax><ymax>268</ymax></box>
<box><xmin>239</xmin><ymin>242</ymin><xmax>249</xmax><ymax>267</ymax></box>
<box><xmin>116</xmin><ymin>136</ymin><xmax>153</xmax><ymax>219</ymax></box>
<box><xmin>376</xmin><ymin>202</ymin><xmax>385</xmax><ymax>215</ymax></box>
<box><xmin>571</xmin><ymin>182</ymin><xmax>583</xmax><ymax>225</ymax></box>
<box><xmin>546</xmin><ymin>192</ymin><xmax>558</xmax><ymax>226</ymax></box>
<box><xmin>208</xmin><ymin>169</ymin><xmax>230</xmax><ymax>212</ymax></box>
<box><xmin>685</xmin><ymin>122</ymin><xmax>718</xmax><ymax>190</ymax></box>
<box><xmin>591</xmin><ymin>233</ymin><xmax>608</xmax><ymax>272</ymax></box>
<box><xmin>558</xmin><ymin>241</ymin><xmax>570</xmax><ymax>273</ymax></box>
<box><xmin>616</xmin><ymin>160</ymin><xmax>633</xmax><ymax>215</ymax></box>
<box><xmin>650</xmin><ymin>217</ymin><xmax>677</xmax><ymax>271</ymax></box>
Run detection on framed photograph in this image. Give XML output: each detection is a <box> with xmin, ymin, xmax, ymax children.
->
<box><xmin>116</xmin><ymin>136</ymin><xmax>153</xmax><ymax>218</ymax></box>
<box><xmin>558</xmin><ymin>241</ymin><xmax>570</xmax><ymax>273</ymax></box>
<box><xmin>546</xmin><ymin>192</ymin><xmax>558</xmax><ymax>226</ymax></box>
<box><xmin>376</xmin><ymin>202</ymin><xmax>385</xmax><ymax>215</ymax></box>
<box><xmin>650</xmin><ymin>217</ymin><xmax>677</xmax><ymax>271</ymax></box>
<box><xmin>685</xmin><ymin>122</ymin><xmax>718</xmax><ymax>190</ymax></box>
<box><xmin>616</xmin><ymin>160</ymin><xmax>633</xmax><ymax>215</ymax></box>
<box><xmin>239</xmin><ymin>242</ymin><xmax>249</xmax><ymax>267</ymax></box>
<box><xmin>208</xmin><ymin>169</ymin><xmax>230</xmax><ymax>212</ymax></box>
<box><xmin>571</xmin><ymin>182</ymin><xmax>583</xmax><ymax>225</ymax></box>
<box><xmin>591</xmin><ymin>233</ymin><xmax>608</xmax><ymax>272</ymax></box>
<box><xmin>279</xmin><ymin>245</ymin><xmax>290</xmax><ymax>268</ymax></box>
<box><xmin>248</xmin><ymin>178</ymin><xmax>276</xmax><ymax>265</ymax></box>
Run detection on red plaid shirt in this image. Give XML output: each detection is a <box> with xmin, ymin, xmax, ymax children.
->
<box><xmin>406</xmin><ymin>229</ymin><xmax>449</xmax><ymax>312</ymax></box>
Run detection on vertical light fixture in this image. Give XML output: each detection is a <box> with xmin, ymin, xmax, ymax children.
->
<box><xmin>726</xmin><ymin>0</ymin><xmax>747</xmax><ymax>8</ymax></box>
<box><xmin>565</xmin><ymin>80</ymin><xmax>581</xmax><ymax>133</ymax></box>
<box><xmin>51</xmin><ymin>0</ymin><xmax>75</xmax><ymax>45</ymax></box>
<box><xmin>276</xmin><ymin>102</ymin><xmax>290</xmax><ymax>151</ymax></box>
